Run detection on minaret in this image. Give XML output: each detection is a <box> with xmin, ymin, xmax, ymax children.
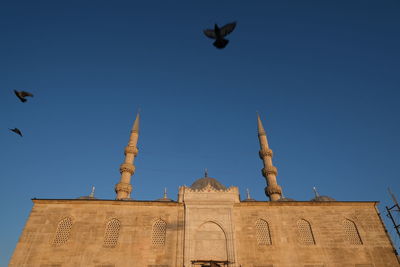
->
<box><xmin>115</xmin><ymin>112</ymin><xmax>140</xmax><ymax>200</ymax></box>
<box><xmin>257</xmin><ymin>114</ymin><xmax>282</xmax><ymax>201</ymax></box>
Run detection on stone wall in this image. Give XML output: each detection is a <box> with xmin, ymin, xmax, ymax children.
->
<box><xmin>233</xmin><ymin>201</ymin><xmax>399</xmax><ymax>267</ymax></box>
<box><xmin>10</xmin><ymin>199</ymin><xmax>184</xmax><ymax>267</ymax></box>
<box><xmin>10</xmin><ymin>199</ymin><xmax>399</xmax><ymax>267</ymax></box>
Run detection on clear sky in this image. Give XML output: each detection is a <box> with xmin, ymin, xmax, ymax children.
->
<box><xmin>1</xmin><ymin>0</ymin><xmax>400</xmax><ymax>265</ymax></box>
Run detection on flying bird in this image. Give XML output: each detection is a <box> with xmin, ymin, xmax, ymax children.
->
<box><xmin>203</xmin><ymin>22</ymin><xmax>237</xmax><ymax>49</ymax></box>
<box><xmin>14</xmin><ymin>90</ymin><xmax>34</xmax><ymax>103</ymax></box>
<box><xmin>9</xmin><ymin>128</ymin><xmax>23</xmax><ymax>137</ymax></box>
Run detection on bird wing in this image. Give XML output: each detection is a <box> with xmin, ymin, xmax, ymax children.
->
<box><xmin>203</xmin><ymin>29</ymin><xmax>217</xmax><ymax>39</ymax></box>
<box><xmin>10</xmin><ymin>128</ymin><xmax>23</xmax><ymax>136</ymax></box>
<box><xmin>220</xmin><ymin>22</ymin><xmax>236</xmax><ymax>37</ymax></box>
<box><xmin>20</xmin><ymin>91</ymin><xmax>34</xmax><ymax>97</ymax></box>
<box><xmin>14</xmin><ymin>90</ymin><xmax>25</xmax><ymax>102</ymax></box>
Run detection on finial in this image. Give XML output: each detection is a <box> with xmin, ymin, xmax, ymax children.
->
<box><xmin>313</xmin><ymin>186</ymin><xmax>320</xmax><ymax>198</ymax></box>
<box><xmin>163</xmin><ymin>187</ymin><xmax>167</xmax><ymax>199</ymax></box>
<box><xmin>89</xmin><ymin>186</ymin><xmax>95</xmax><ymax>198</ymax></box>
<box><xmin>246</xmin><ymin>188</ymin><xmax>251</xmax><ymax>200</ymax></box>
<box><xmin>205</xmin><ymin>168</ymin><xmax>208</xmax><ymax>177</ymax></box>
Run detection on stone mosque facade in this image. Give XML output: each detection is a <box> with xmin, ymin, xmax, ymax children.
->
<box><xmin>10</xmin><ymin>114</ymin><xmax>399</xmax><ymax>267</ymax></box>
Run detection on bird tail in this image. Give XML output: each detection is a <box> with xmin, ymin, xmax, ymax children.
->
<box><xmin>213</xmin><ymin>39</ymin><xmax>229</xmax><ymax>49</ymax></box>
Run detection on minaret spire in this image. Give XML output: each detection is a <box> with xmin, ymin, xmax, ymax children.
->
<box><xmin>115</xmin><ymin>112</ymin><xmax>140</xmax><ymax>200</ymax></box>
<box><xmin>257</xmin><ymin>113</ymin><xmax>282</xmax><ymax>201</ymax></box>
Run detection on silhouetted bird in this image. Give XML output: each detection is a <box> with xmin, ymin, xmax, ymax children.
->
<box><xmin>9</xmin><ymin>128</ymin><xmax>23</xmax><ymax>137</ymax></box>
<box><xmin>14</xmin><ymin>90</ymin><xmax>34</xmax><ymax>102</ymax></box>
<box><xmin>203</xmin><ymin>22</ymin><xmax>237</xmax><ymax>49</ymax></box>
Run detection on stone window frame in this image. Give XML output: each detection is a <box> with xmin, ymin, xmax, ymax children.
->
<box><xmin>296</xmin><ymin>218</ymin><xmax>316</xmax><ymax>245</ymax></box>
<box><xmin>103</xmin><ymin>218</ymin><xmax>122</xmax><ymax>248</ymax></box>
<box><xmin>151</xmin><ymin>218</ymin><xmax>167</xmax><ymax>247</ymax></box>
<box><xmin>255</xmin><ymin>218</ymin><xmax>272</xmax><ymax>246</ymax></box>
<box><xmin>342</xmin><ymin>218</ymin><xmax>363</xmax><ymax>245</ymax></box>
<box><xmin>52</xmin><ymin>216</ymin><xmax>73</xmax><ymax>247</ymax></box>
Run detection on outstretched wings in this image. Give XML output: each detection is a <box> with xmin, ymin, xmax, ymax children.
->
<box><xmin>219</xmin><ymin>22</ymin><xmax>236</xmax><ymax>37</ymax></box>
<box><xmin>203</xmin><ymin>29</ymin><xmax>217</xmax><ymax>39</ymax></box>
<box><xmin>10</xmin><ymin>128</ymin><xmax>23</xmax><ymax>137</ymax></box>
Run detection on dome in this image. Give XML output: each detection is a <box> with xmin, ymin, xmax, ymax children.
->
<box><xmin>311</xmin><ymin>195</ymin><xmax>336</xmax><ymax>201</ymax></box>
<box><xmin>190</xmin><ymin>177</ymin><xmax>227</xmax><ymax>190</ymax></box>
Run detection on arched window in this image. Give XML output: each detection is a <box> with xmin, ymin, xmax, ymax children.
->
<box><xmin>52</xmin><ymin>217</ymin><xmax>73</xmax><ymax>246</ymax></box>
<box><xmin>343</xmin><ymin>219</ymin><xmax>362</xmax><ymax>245</ymax></box>
<box><xmin>297</xmin><ymin>219</ymin><xmax>315</xmax><ymax>245</ymax></box>
<box><xmin>255</xmin><ymin>219</ymin><xmax>272</xmax><ymax>245</ymax></box>
<box><xmin>152</xmin><ymin>219</ymin><xmax>166</xmax><ymax>246</ymax></box>
<box><xmin>103</xmin><ymin>219</ymin><xmax>121</xmax><ymax>248</ymax></box>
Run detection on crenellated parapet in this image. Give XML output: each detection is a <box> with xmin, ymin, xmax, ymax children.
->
<box><xmin>178</xmin><ymin>175</ymin><xmax>240</xmax><ymax>204</ymax></box>
<box><xmin>185</xmin><ymin>183</ymin><xmax>238</xmax><ymax>193</ymax></box>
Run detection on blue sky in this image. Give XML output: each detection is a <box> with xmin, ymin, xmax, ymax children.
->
<box><xmin>1</xmin><ymin>0</ymin><xmax>400</xmax><ymax>265</ymax></box>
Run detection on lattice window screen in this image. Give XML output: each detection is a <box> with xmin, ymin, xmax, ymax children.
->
<box><xmin>152</xmin><ymin>219</ymin><xmax>166</xmax><ymax>246</ymax></box>
<box><xmin>103</xmin><ymin>219</ymin><xmax>121</xmax><ymax>248</ymax></box>
<box><xmin>52</xmin><ymin>217</ymin><xmax>73</xmax><ymax>246</ymax></box>
<box><xmin>343</xmin><ymin>219</ymin><xmax>362</xmax><ymax>245</ymax></box>
<box><xmin>255</xmin><ymin>219</ymin><xmax>272</xmax><ymax>245</ymax></box>
<box><xmin>297</xmin><ymin>219</ymin><xmax>315</xmax><ymax>245</ymax></box>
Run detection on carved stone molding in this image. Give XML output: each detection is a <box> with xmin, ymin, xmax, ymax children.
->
<box><xmin>259</xmin><ymin>148</ymin><xmax>273</xmax><ymax>159</ymax></box>
<box><xmin>114</xmin><ymin>182</ymin><xmax>132</xmax><ymax>194</ymax></box>
<box><xmin>265</xmin><ymin>184</ymin><xmax>282</xmax><ymax>196</ymax></box>
<box><xmin>261</xmin><ymin>165</ymin><xmax>278</xmax><ymax>177</ymax></box>
<box><xmin>119</xmin><ymin>163</ymin><xmax>135</xmax><ymax>174</ymax></box>
<box><xmin>124</xmin><ymin>146</ymin><xmax>138</xmax><ymax>156</ymax></box>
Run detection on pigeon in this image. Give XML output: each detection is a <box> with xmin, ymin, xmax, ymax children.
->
<box><xmin>9</xmin><ymin>128</ymin><xmax>23</xmax><ymax>137</ymax></box>
<box><xmin>203</xmin><ymin>22</ymin><xmax>237</xmax><ymax>49</ymax></box>
<box><xmin>14</xmin><ymin>90</ymin><xmax>34</xmax><ymax>103</ymax></box>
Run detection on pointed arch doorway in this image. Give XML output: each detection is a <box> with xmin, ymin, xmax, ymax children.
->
<box><xmin>192</xmin><ymin>221</ymin><xmax>228</xmax><ymax>266</ymax></box>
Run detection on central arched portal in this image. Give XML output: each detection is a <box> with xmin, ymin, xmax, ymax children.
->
<box><xmin>192</xmin><ymin>221</ymin><xmax>228</xmax><ymax>266</ymax></box>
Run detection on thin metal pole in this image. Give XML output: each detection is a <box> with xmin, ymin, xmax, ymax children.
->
<box><xmin>389</xmin><ymin>187</ymin><xmax>400</xmax><ymax>208</ymax></box>
<box><xmin>387</xmin><ymin>206</ymin><xmax>400</xmax><ymax>239</ymax></box>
